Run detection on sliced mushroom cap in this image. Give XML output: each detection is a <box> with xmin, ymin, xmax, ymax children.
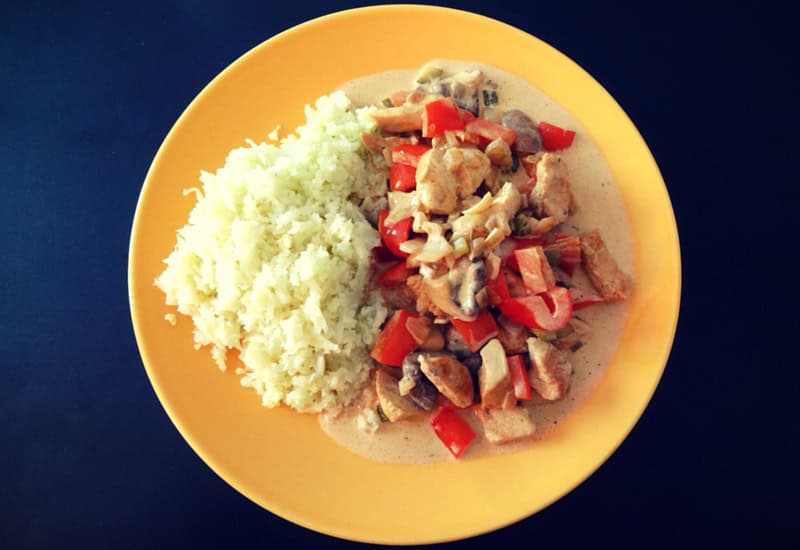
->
<box><xmin>450</xmin><ymin>258</ymin><xmax>486</xmax><ymax>320</ymax></box>
<box><xmin>502</xmin><ymin>109</ymin><xmax>542</xmax><ymax>154</ymax></box>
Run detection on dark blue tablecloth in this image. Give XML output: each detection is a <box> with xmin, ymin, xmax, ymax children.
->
<box><xmin>2</xmin><ymin>1</ymin><xmax>796</xmax><ymax>547</ymax></box>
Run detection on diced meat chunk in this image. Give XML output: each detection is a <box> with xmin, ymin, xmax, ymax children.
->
<box><xmin>416</xmin><ymin>148</ymin><xmax>459</xmax><ymax>214</ymax></box>
<box><xmin>526</xmin><ymin>337</ymin><xmax>573</xmax><ymax>400</ymax></box>
<box><xmin>478</xmin><ymin>339</ymin><xmax>515</xmax><ymax>408</ymax></box>
<box><xmin>375</xmin><ymin>369</ymin><xmax>424</xmax><ymax>422</ymax></box>
<box><xmin>475</xmin><ymin>406</ymin><xmax>536</xmax><ymax>445</ymax></box>
<box><xmin>418</xmin><ymin>353</ymin><xmax>475</xmax><ymax>408</ymax></box>
<box><xmin>444</xmin><ymin>147</ymin><xmax>491</xmax><ymax>198</ymax></box>
<box><xmin>553</xmin><ymin>317</ymin><xmax>592</xmax><ymax>352</ymax></box>
<box><xmin>580</xmin><ymin>230</ymin><xmax>631</xmax><ymax>301</ymax></box>
<box><xmin>370</xmin><ymin>104</ymin><xmax>424</xmax><ymax>133</ymax></box>
<box><xmin>496</xmin><ymin>314</ymin><xmax>529</xmax><ymax>354</ymax></box>
<box><xmin>529</xmin><ymin>153</ymin><xmax>573</xmax><ymax>224</ymax></box>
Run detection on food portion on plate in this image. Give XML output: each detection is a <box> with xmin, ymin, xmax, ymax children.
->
<box><xmin>155</xmin><ymin>60</ymin><xmax>633</xmax><ymax>463</ymax></box>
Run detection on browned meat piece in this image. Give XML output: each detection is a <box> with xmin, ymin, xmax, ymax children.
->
<box><xmin>379</xmin><ymin>283</ymin><xmax>417</xmax><ymax>311</ymax></box>
<box><xmin>478</xmin><ymin>339</ymin><xmax>515</xmax><ymax>409</ymax></box>
<box><xmin>529</xmin><ymin>153</ymin><xmax>573</xmax><ymax>224</ymax></box>
<box><xmin>375</xmin><ymin>368</ymin><xmax>424</xmax><ymax>422</ymax></box>
<box><xmin>418</xmin><ymin>353</ymin><xmax>474</xmax><ymax>408</ymax></box>
<box><xmin>580</xmin><ymin>230</ymin><xmax>631</xmax><ymax>301</ymax></box>
<box><xmin>502</xmin><ymin>109</ymin><xmax>542</xmax><ymax>155</ymax></box>
<box><xmin>526</xmin><ymin>337</ymin><xmax>573</xmax><ymax>400</ymax></box>
<box><xmin>360</xmin><ymin>133</ymin><xmax>411</xmax><ymax>154</ymax></box>
<box><xmin>416</xmin><ymin>148</ymin><xmax>458</xmax><ymax>214</ymax></box>
<box><xmin>370</xmin><ymin>104</ymin><xmax>424</xmax><ymax>133</ymax></box>
<box><xmin>475</xmin><ymin>406</ymin><xmax>536</xmax><ymax>445</ymax></box>
<box><xmin>404</xmin><ymin>316</ymin><xmax>445</xmax><ymax>351</ymax></box>
<box><xmin>496</xmin><ymin>314</ymin><xmax>529</xmax><ymax>354</ymax></box>
<box><xmin>444</xmin><ymin>147</ymin><xmax>491</xmax><ymax>197</ymax></box>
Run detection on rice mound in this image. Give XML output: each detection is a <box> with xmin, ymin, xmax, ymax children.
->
<box><xmin>155</xmin><ymin>92</ymin><xmax>388</xmax><ymax>413</ymax></box>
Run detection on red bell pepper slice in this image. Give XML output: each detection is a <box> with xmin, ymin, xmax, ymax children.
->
<box><xmin>498</xmin><ymin>287</ymin><xmax>573</xmax><ymax>332</ymax></box>
<box><xmin>389</xmin><ymin>163</ymin><xmax>417</xmax><ymax>192</ymax></box>
<box><xmin>538</xmin><ymin>121</ymin><xmax>576</xmax><ymax>151</ymax></box>
<box><xmin>451</xmin><ymin>309</ymin><xmax>499</xmax><ymax>352</ymax></box>
<box><xmin>422</xmin><ymin>98</ymin><xmax>465</xmax><ymax>138</ymax></box>
<box><xmin>431</xmin><ymin>405</ymin><xmax>476</xmax><ymax>459</ymax></box>
<box><xmin>370</xmin><ymin>309</ymin><xmax>418</xmax><ymax>367</ymax></box>
<box><xmin>545</xmin><ymin>233</ymin><xmax>582</xmax><ymax>272</ymax></box>
<box><xmin>378</xmin><ymin>261</ymin><xmax>415</xmax><ymax>288</ymax></box>
<box><xmin>378</xmin><ymin>209</ymin><xmax>413</xmax><ymax>259</ymax></box>
<box><xmin>504</xmin><ymin>237</ymin><xmax>547</xmax><ymax>272</ymax></box>
<box><xmin>486</xmin><ymin>269</ymin><xmax>511</xmax><ymax>305</ymax></box>
<box><xmin>459</xmin><ymin>108</ymin><xmax>477</xmax><ymax>125</ymax></box>
<box><xmin>569</xmin><ymin>287</ymin><xmax>605</xmax><ymax>310</ymax></box>
<box><xmin>391</xmin><ymin>144</ymin><xmax>431</xmax><ymax>168</ymax></box>
<box><xmin>465</xmin><ymin>119</ymin><xmax>516</xmax><ymax>146</ymax></box>
<box><xmin>507</xmin><ymin>355</ymin><xmax>532</xmax><ymax>401</ymax></box>
<box><xmin>514</xmin><ymin>246</ymin><xmax>556</xmax><ymax>294</ymax></box>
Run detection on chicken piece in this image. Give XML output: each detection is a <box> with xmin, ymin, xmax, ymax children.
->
<box><xmin>416</xmin><ymin>148</ymin><xmax>459</xmax><ymax>214</ymax></box>
<box><xmin>360</xmin><ymin>133</ymin><xmax>411</xmax><ymax>154</ymax></box>
<box><xmin>379</xmin><ymin>283</ymin><xmax>417</xmax><ymax>311</ymax></box>
<box><xmin>580</xmin><ymin>230</ymin><xmax>632</xmax><ymax>301</ymax></box>
<box><xmin>478</xmin><ymin>339</ymin><xmax>516</xmax><ymax>409</ymax></box>
<box><xmin>405</xmin><ymin>316</ymin><xmax>445</xmax><ymax>351</ymax></box>
<box><xmin>418</xmin><ymin>353</ymin><xmax>474</xmax><ymax>408</ymax></box>
<box><xmin>496</xmin><ymin>314</ymin><xmax>529</xmax><ymax>354</ymax></box>
<box><xmin>475</xmin><ymin>406</ymin><xmax>536</xmax><ymax>445</ymax></box>
<box><xmin>527</xmin><ymin>337</ymin><xmax>573</xmax><ymax>400</ymax></box>
<box><xmin>375</xmin><ymin>368</ymin><xmax>424</xmax><ymax>422</ymax></box>
<box><xmin>529</xmin><ymin>153</ymin><xmax>573</xmax><ymax>224</ymax></box>
<box><xmin>370</xmin><ymin>104</ymin><xmax>424</xmax><ymax>133</ymax></box>
<box><xmin>443</xmin><ymin>147</ymin><xmax>491</xmax><ymax>197</ymax></box>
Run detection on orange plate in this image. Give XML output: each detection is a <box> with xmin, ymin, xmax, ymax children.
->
<box><xmin>128</xmin><ymin>5</ymin><xmax>681</xmax><ymax>544</ymax></box>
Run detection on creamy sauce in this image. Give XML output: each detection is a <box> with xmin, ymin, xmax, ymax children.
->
<box><xmin>320</xmin><ymin>60</ymin><xmax>634</xmax><ymax>464</ymax></box>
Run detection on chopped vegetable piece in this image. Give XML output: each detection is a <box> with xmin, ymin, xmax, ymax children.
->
<box><xmin>504</xmin><ymin>236</ymin><xmax>547</xmax><ymax>271</ymax></box>
<box><xmin>389</xmin><ymin>163</ymin><xmax>417</xmax><ymax>192</ymax></box>
<box><xmin>514</xmin><ymin>246</ymin><xmax>556</xmax><ymax>294</ymax></box>
<box><xmin>378</xmin><ymin>210</ymin><xmax>413</xmax><ymax>259</ymax></box>
<box><xmin>451</xmin><ymin>310</ymin><xmax>499</xmax><ymax>352</ymax></box>
<box><xmin>465</xmin><ymin>118</ymin><xmax>517</xmax><ymax>146</ymax></box>
<box><xmin>507</xmin><ymin>355</ymin><xmax>532</xmax><ymax>400</ymax></box>
<box><xmin>378</xmin><ymin>261</ymin><xmax>415</xmax><ymax>288</ymax></box>
<box><xmin>422</xmin><ymin>98</ymin><xmax>465</xmax><ymax>138</ymax></box>
<box><xmin>482</xmin><ymin>89</ymin><xmax>499</xmax><ymax>106</ymax></box>
<box><xmin>370</xmin><ymin>309</ymin><xmax>419</xmax><ymax>367</ymax></box>
<box><xmin>545</xmin><ymin>234</ymin><xmax>582</xmax><ymax>273</ymax></box>
<box><xmin>498</xmin><ymin>287</ymin><xmax>573</xmax><ymax>332</ymax></box>
<box><xmin>452</xmin><ymin>236</ymin><xmax>469</xmax><ymax>258</ymax></box>
<box><xmin>431</xmin><ymin>406</ymin><xmax>476</xmax><ymax>459</ymax></box>
<box><xmin>391</xmin><ymin>144</ymin><xmax>431</xmax><ymax>167</ymax></box>
<box><xmin>458</xmin><ymin>108</ymin><xmax>477</xmax><ymax>125</ymax></box>
<box><xmin>538</xmin><ymin>121</ymin><xmax>576</xmax><ymax>151</ymax></box>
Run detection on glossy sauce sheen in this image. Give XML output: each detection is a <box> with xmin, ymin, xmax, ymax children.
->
<box><xmin>319</xmin><ymin>60</ymin><xmax>634</xmax><ymax>464</ymax></box>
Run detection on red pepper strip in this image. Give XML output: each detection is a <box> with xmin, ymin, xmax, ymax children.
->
<box><xmin>569</xmin><ymin>287</ymin><xmax>605</xmax><ymax>310</ymax></box>
<box><xmin>391</xmin><ymin>144</ymin><xmax>431</xmax><ymax>168</ymax></box>
<box><xmin>458</xmin><ymin>108</ymin><xmax>477</xmax><ymax>125</ymax></box>
<box><xmin>389</xmin><ymin>163</ymin><xmax>417</xmax><ymax>192</ymax></box>
<box><xmin>514</xmin><ymin>246</ymin><xmax>556</xmax><ymax>294</ymax></box>
<box><xmin>498</xmin><ymin>287</ymin><xmax>573</xmax><ymax>332</ymax></box>
<box><xmin>538</xmin><ymin>121</ymin><xmax>576</xmax><ymax>151</ymax></box>
<box><xmin>486</xmin><ymin>269</ymin><xmax>511</xmax><ymax>306</ymax></box>
<box><xmin>431</xmin><ymin>406</ymin><xmax>476</xmax><ymax>459</ymax></box>
<box><xmin>504</xmin><ymin>237</ymin><xmax>547</xmax><ymax>272</ymax></box>
<box><xmin>451</xmin><ymin>310</ymin><xmax>499</xmax><ymax>352</ymax></box>
<box><xmin>370</xmin><ymin>309</ymin><xmax>418</xmax><ymax>367</ymax></box>
<box><xmin>465</xmin><ymin>118</ymin><xmax>517</xmax><ymax>146</ymax></box>
<box><xmin>422</xmin><ymin>98</ymin><xmax>465</xmax><ymax>138</ymax></box>
<box><xmin>507</xmin><ymin>355</ymin><xmax>532</xmax><ymax>400</ymax></box>
<box><xmin>378</xmin><ymin>210</ymin><xmax>413</xmax><ymax>259</ymax></box>
<box><xmin>377</xmin><ymin>261</ymin><xmax>415</xmax><ymax>288</ymax></box>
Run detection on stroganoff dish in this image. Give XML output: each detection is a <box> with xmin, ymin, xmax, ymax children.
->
<box><xmin>157</xmin><ymin>60</ymin><xmax>633</xmax><ymax>464</ymax></box>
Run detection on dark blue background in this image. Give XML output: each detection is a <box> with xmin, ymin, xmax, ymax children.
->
<box><xmin>2</xmin><ymin>1</ymin><xmax>797</xmax><ymax>548</ymax></box>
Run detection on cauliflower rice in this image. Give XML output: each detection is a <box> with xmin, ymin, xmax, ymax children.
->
<box><xmin>155</xmin><ymin>92</ymin><xmax>388</xmax><ymax>413</ymax></box>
